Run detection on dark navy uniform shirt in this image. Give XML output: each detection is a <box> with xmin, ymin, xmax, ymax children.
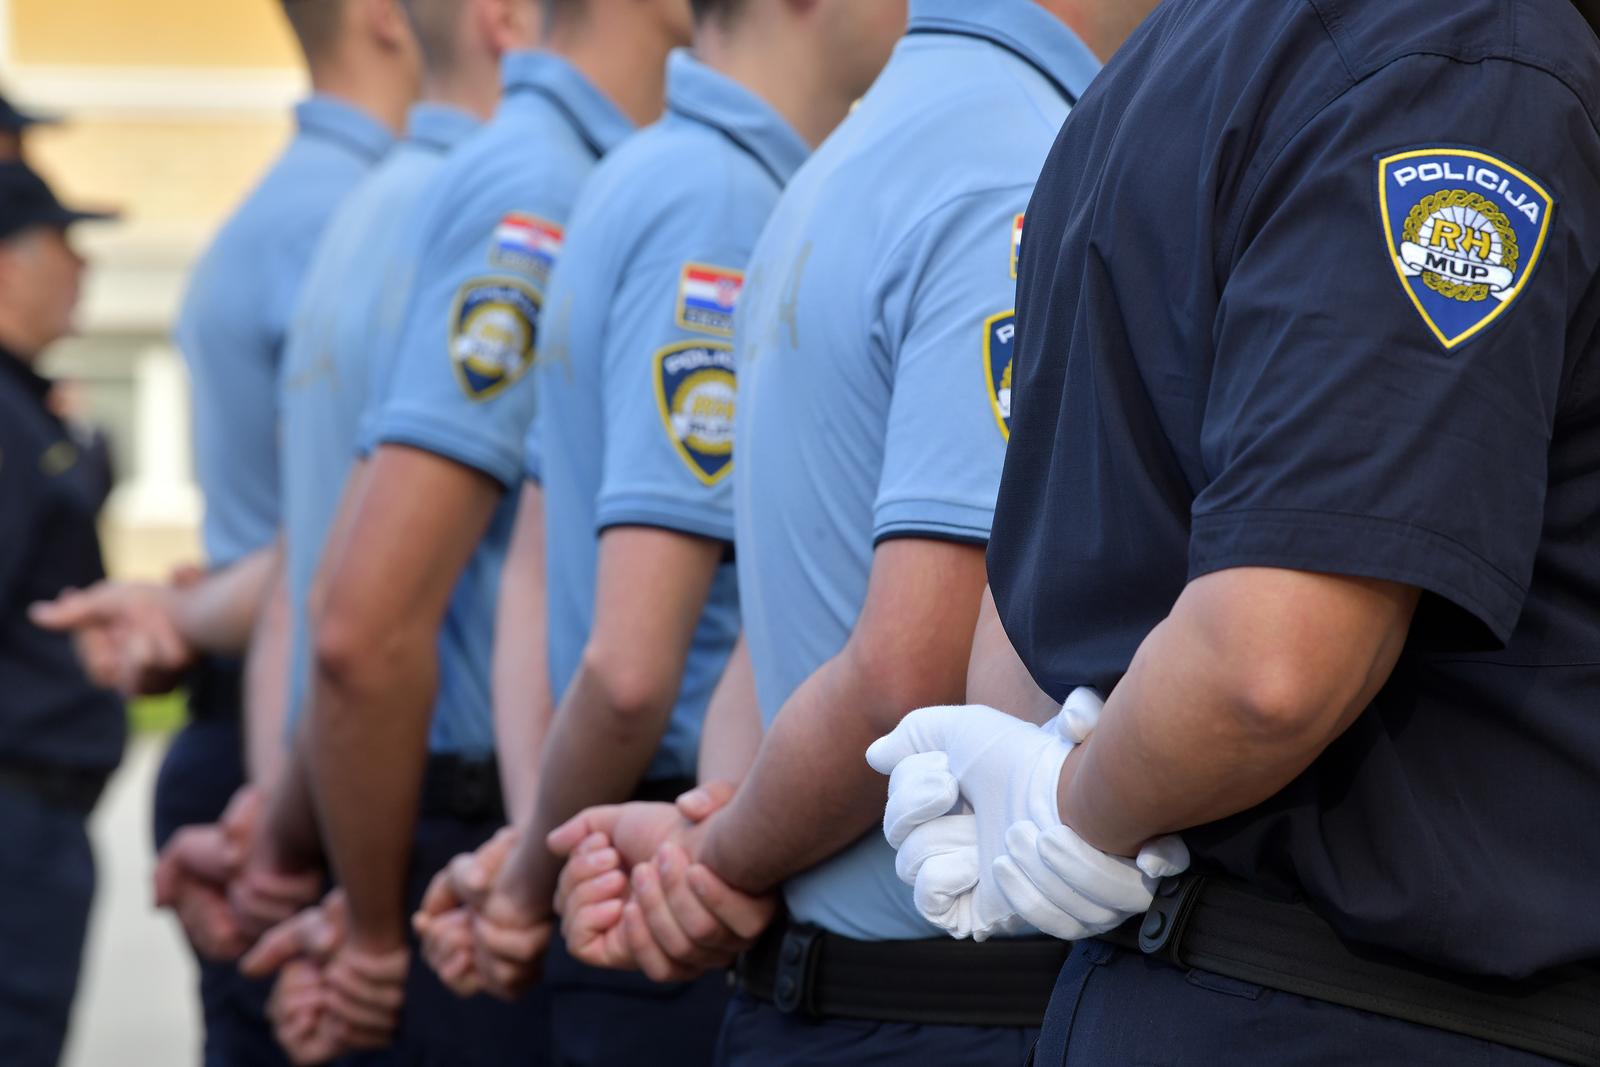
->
<box><xmin>990</xmin><ymin>0</ymin><xmax>1600</xmax><ymax>978</ymax></box>
<box><xmin>0</xmin><ymin>350</ymin><xmax>123</xmax><ymax>773</ymax></box>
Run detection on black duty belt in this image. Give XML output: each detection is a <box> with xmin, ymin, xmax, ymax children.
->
<box><xmin>417</xmin><ymin>763</ymin><xmax>696</xmax><ymax>825</ymax></box>
<box><xmin>186</xmin><ymin>654</ymin><xmax>244</xmax><ymax>723</ymax></box>
<box><xmin>738</xmin><ymin>917</ymin><xmax>1070</xmax><ymax>1028</ymax></box>
<box><xmin>1099</xmin><ymin>874</ymin><xmax>1600</xmax><ymax>1067</ymax></box>
<box><xmin>0</xmin><ymin>759</ymin><xmax>108</xmax><ymax>815</ymax></box>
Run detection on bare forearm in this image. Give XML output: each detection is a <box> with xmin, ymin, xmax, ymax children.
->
<box><xmin>170</xmin><ymin>543</ymin><xmax>281</xmax><ymax>655</ymax></box>
<box><xmin>697</xmin><ymin>635</ymin><xmax>760</xmax><ymax>786</ymax></box>
<box><xmin>1061</xmin><ymin>570</ymin><xmax>1417</xmax><ymax>856</ymax></box>
<box><xmin>966</xmin><ymin>586</ymin><xmax>1058</xmax><ymax>723</ymax></box>
<box><xmin>492</xmin><ymin>483</ymin><xmax>552</xmax><ymax>823</ymax></box>
<box><xmin>306</xmin><ymin>644</ymin><xmax>434</xmax><ymax>949</ymax></box>
<box><xmin>260</xmin><ymin>750</ymin><xmax>323</xmax><ymax>872</ymax></box>
<box><xmin>697</xmin><ymin>652</ymin><xmax>893</xmax><ymax>894</ymax></box>
<box><xmin>243</xmin><ymin>567</ymin><xmax>292</xmax><ymax>786</ymax></box>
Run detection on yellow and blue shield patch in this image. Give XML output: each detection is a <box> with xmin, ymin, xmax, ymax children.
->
<box><xmin>654</xmin><ymin>340</ymin><xmax>736</xmax><ymax>485</ymax></box>
<box><xmin>1377</xmin><ymin>146</ymin><xmax>1554</xmax><ymax>350</ymax></box>
<box><xmin>449</xmin><ymin>277</ymin><xmax>542</xmax><ymax>401</ymax></box>
<box><xmin>983</xmin><ymin>311</ymin><xmax>1016</xmax><ymax>440</ymax></box>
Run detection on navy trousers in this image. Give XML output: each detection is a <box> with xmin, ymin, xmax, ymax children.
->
<box><xmin>0</xmin><ymin>782</ymin><xmax>95</xmax><ymax>1067</ymax></box>
<box><xmin>543</xmin><ymin>935</ymin><xmax>729</xmax><ymax>1067</ymax></box>
<box><xmin>154</xmin><ymin>715</ymin><xmax>290</xmax><ymax>1067</ymax></box>
<box><xmin>1032</xmin><ymin>939</ymin><xmax>1566</xmax><ymax>1066</ymax></box>
<box><xmin>714</xmin><ymin>991</ymin><xmax>1038</xmax><ymax>1067</ymax></box>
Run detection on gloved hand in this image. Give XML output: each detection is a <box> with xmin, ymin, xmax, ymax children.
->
<box><xmin>868</xmin><ymin>690</ymin><xmax>1189</xmax><ymax>941</ymax></box>
<box><xmin>868</xmin><ymin>693</ymin><xmax>1099</xmax><ymax>940</ymax></box>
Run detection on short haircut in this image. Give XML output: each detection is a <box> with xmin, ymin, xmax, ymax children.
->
<box><xmin>691</xmin><ymin>0</ymin><xmax>746</xmax><ymax>24</ymax></box>
<box><xmin>541</xmin><ymin>0</ymin><xmax>584</xmax><ymax>31</ymax></box>
<box><xmin>280</xmin><ymin>0</ymin><xmax>350</xmax><ymax>62</ymax></box>
<box><xmin>400</xmin><ymin>0</ymin><xmax>464</xmax><ymax>72</ymax></box>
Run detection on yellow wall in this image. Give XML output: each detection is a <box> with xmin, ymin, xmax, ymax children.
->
<box><xmin>11</xmin><ymin>0</ymin><xmax>300</xmax><ymax>69</ymax></box>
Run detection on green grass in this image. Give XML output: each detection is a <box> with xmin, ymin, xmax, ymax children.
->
<box><xmin>129</xmin><ymin>691</ymin><xmax>188</xmax><ymax>735</ymax></box>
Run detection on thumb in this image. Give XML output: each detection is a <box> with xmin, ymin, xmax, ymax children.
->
<box><xmin>1055</xmin><ymin>687</ymin><xmax>1105</xmax><ymax>744</ymax></box>
<box><xmin>27</xmin><ymin>590</ymin><xmax>90</xmax><ymax>631</ymax></box>
<box><xmin>865</xmin><ymin>705</ymin><xmax>965</xmax><ymax>775</ymax></box>
<box><xmin>1136</xmin><ymin>834</ymin><xmax>1190</xmax><ymax>880</ymax></box>
<box><xmin>675</xmin><ymin>779</ymin><xmax>737</xmax><ymax>823</ymax></box>
<box><xmin>548</xmin><ymin>806</ymin><xmax>621</xmax><ymax>857</ymax></box>
<box><xmin>239</xmin><ymin>915</ymin><xmax>307</xmax><ymax>978</ymax></box>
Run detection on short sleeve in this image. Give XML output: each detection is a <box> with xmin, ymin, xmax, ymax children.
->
<box><xmin>872</xmin><ymin>189</ymin><xmax>1027</xmax><ymax>543</ymax></box>
<box><xmin>1191</xmin><ymin>56</ymin><xmax>1594</xmax><ymax>646</ymax></box>
<box><xmin>368</xmin><ymin>197</ymin><xmax>563</xmax><ymax>489</ymax></box>
<box><xmin>594</xmin><ymin>251</ymin><xmax>744</xmax><ymax>543</ymax></box>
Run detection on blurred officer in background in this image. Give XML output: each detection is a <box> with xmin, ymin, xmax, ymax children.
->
<box><xmin>413</xmin><ymin>1</ymin><xmax>900</xmax><ymax>1062</ymax></box>
<box><xmin>0</xmin><ymin>88</ymin><xmax>56</xmax><ymax>162</ymax></box>
<box><xmin>0</xmin><ymin>161</ymin><xmax>116</xmax><ymax>1067</ymax></box>
<box><xmin>875</xmin><ymin>0</ymin><xmax>1600</xmax><ymax>1065</ymax></box>
<box><xmin>536</xmin><ymin>2</ymin><xmax>1159</xmax><ymax>1064</ymax></box>
<box><xmin>136</xmin><ymin>1</ymin><xmax>419</xmax><ymax>1063</ymax></box>
<box><xmin>235</xmin><ymin>0</ymin><xmax>688</xmax><ymax>1059</ymax></box>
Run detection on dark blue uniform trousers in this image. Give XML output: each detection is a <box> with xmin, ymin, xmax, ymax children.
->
<box><xmin>1032</xmin><ymin>940</ymin><xmax>1567</xmax><ymax>1066</ymax></box>
<box><xmin>544</xmin><ymin>934</ymin><xmax>730</xmax><ymax>1067</ymax></box>
<box><xmin>154</xmin><ymin>716</ymin><xmax>289</xmax><ymax>1067</ymax></box>
<box><xmin>714</xmin><ymin>992</ymin><xmax>1038</xmax><ymax>1067</ymax></box>
<box><xmin>0</xmin><ymin>782</ymin><xmax>95</xmax><ymax>1067</ymax></box>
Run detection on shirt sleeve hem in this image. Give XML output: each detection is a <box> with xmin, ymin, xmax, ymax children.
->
<box><xmin>874</xmin><ymin>499</ymin><xmax>994</xmax><ymax>544</ymax></box>
<box><xmin>373</xmin><ymin>410</ymin><xmax>522</xmax><ymax>490</ymax></box>
<box><xmin>1189</xmin><ymin>508</ymin><xmax>1527</xmax><ymax>646</ymax></box>
<box><xmin>596</xmin><ymin>498</ymin><xmax>734</xmax><ymax>544</ymax></box>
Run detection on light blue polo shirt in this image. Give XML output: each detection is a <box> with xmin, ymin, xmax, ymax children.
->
<box><xmin>177</xmin><ymin>95</ymin><xmax>394</xmax><ymax>567</ymax></box>
<box><xmin>734</xmin><ymin>0</ymin><xmax>1101</xmax><ymax>939</ymax></box>
<box><xmin>533</xmin><ymin>51</ymin><xmax>805</xmax><ymax>781</ymax></box>
<box><xmin>360</xmin><ymin>52</ymin><xmax>632</xmax><ymax>755</ymax></box>
<box><xmin>279</xmin><ymin>103</ymin><xmax>481</xmax><ymax>740</ymax></box>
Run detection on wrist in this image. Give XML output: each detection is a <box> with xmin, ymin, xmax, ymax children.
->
<box><xmin>347</xmin><ymin>923</ymin><xmax>410</xmax><ymax>957</ymax></box>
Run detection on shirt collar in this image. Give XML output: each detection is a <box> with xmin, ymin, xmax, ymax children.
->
<box><xmin>500</xmin><ymin>50</ymin><xmax>634</xmax><ymax>156</ymax></box>
<box><xmin>0</xmin><ymin>345</ymin><xmax>50</xmax><ymax>403</ymax></box>
<box><xmin>294</xmin><ymin>94</ymin><xmax>395</xmax><ymax>163</ymax></box>
<box><xmin>665</xmin><ymin>50</ymin><xmax>809</xmax><ymax>188</ymax></box>
<box><xmin>405</xmin><ymin>102</ymin><xmax>481</xmax><ymax>153</ymax></box>
<box><xmin>906</xmin><ymin>0</ymin><xmax>1101</xmax><ymax>105</ymax></box>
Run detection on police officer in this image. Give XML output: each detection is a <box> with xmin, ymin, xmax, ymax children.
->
<box><xmin>230</xmin><ymin>1</ymin><xmax>551</xmax><ymax>1062</ymax></box>
<box><xmin>234</xmin><ymin>1</ymin><xmax>690</xmax><ymax>1059</ymax></box>
<box><xmin>538</xmin><ymin>2</ymin><xmax>1131</xmax><ymax>1063</ymax></box>
<box><xmin>0</xmin><ymin>161</ymin><xmax>117</xmax><ymax>1067</ymax></box>
<box><xmin>876</xmin><ymin>0</ymin><xmax>1600</xmax><ymax>1062</ymax></box>
<box><xmin>415</xmin><ymin>2</ymin><xmax>901</xmax><ymax>1061</ymax></box>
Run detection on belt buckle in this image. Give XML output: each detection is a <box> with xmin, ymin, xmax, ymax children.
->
<box><xmin>773</xmin><ymin>924</ymin><xmax>823</xmax><ymax>1016</ymax></box>
<box><xmin>1138</xmin><ymin>873</ymin><xmax>1204</xmax><ymax>965</ymax></box>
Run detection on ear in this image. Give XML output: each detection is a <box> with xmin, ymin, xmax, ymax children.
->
<box><xmin>366</xmin><ymin>0</ymin><xmax>417</xmax><ymax>51</ymax></box>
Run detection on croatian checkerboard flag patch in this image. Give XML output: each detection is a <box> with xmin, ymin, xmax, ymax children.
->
<box><xmin>489</xmin><ymin>213</ymin><xmax>563</xmax><ymax>283</ymax></box>
<box><xmin>676</xmin><ymin>263</ymin><xmax>744</xmax><ymax>337</ymax></box>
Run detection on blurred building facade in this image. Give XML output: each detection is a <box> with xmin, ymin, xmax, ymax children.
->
<box><xmin>3</xmin><ymin>0</ymin><xmax>305</xmax><ymax>577</ymax></box>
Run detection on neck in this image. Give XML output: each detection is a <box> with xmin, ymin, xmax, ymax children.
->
<box><xmin>422</xmin><ymin>61</ymin><xmax>502</xmax><ymax>121</ymax></box>
<box><xmin>697</xmin><ymin>19</ymin><xmax>854</xmax><ymax>148</ymax></box>
<box><xmin>548</xmin><ymin>13</ymin><xmax>674</xmax><ymax>127</ymax></box>
<box><xmin>1047</xmin><ymin>1</ymin><xmax>1137</xmax><ymax>64</ymax></box>
<box><xmin>308</xmin><ymin>54</ymin><xmax>412</xmax><ymax>136</ymax></box>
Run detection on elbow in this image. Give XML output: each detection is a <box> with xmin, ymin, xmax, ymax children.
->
<box><xmin>1226</xmin><ymin>656</ymin><xmax>1345</xmax><ymax>745</ymax></box>
<box><xmin>312</xmin><ymin>601</ymin><xmax>397</xmax><ymax>702</ymax></box>
<box><xmin>580</xmin><ymin>642</ymin><xmax>676</xmax><ymax>737</ymax></box>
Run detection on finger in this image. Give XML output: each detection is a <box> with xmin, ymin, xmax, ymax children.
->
<box><xmin>445</xmin><ymin>851</ymin><xmax>492</xmax><ymax>912</ymax></box>
<box><xmin>1000</xmin><ymin>822</ymin><xmax>1141</xmax><ymax>929</ymax></box>
<box><xmin>894</xmin><ymin>813</ymin><xmax>978</xmax><ymax>885</ymax></box>
<box><xmin>547</xmin><ymin>806</ymin><xmax>623</xmax><ymax>856</ymax></box>
<box><xmin>1031</xmin><ymin>822</ymin><xmax>1156</xmax><ymax>914</ymax></box>
<box><xmin>685</xmin><ymin>865</ymin><xmax>776</xmax><ymax>944</ymax></box>
<box><xmin>166</xmin><ymin>825</ymin><xmax>244</xmax><ymax>884</ymax></box>
<box><xmin>674</xmin><ymin>780</ymin><xmax>737</xmax><ymax>823</ymax></box>
<box><xmin>472</xmin><ymin>912</ymin><xmax>550</xmax><ymax>964</ymax></box>
<box><xmin>654</xmin><ymin>845</ymin><xmax>747</xmax><ymax>956</ymax></box>
<box><xmin>564</xmin><ymin>897</ymin><xmax>626</xmax><ymax>952</ymax></box>
<box><xmin>864</xmin><ymin>705</ymin><xmax>964</xmax><ymax>774</ymax></box>
<box><xmin>241</xmin><ymin>911</ymin><xmax>316</xmax><ymax>978</ymax></box>
<box><xmin>553</xmin><ymin>847</ymin><xmax>622</xmax><ymax>916</ymax></box>
<box><xmin>559</xmin><ymin>867</ymin><xmax>627</xmax><ymax>921</ymax></box>
<box><xmin>1055</xmin><ymin>687</ymin><xmax>1105</xmax><ymax>743</ymax></box>
<box><xmin>417</xmin><ymin>866</ymin><xmax>461</xmax><ymax>920</ymax></box>
<box><xmin>882</xmin><ymin>751</ymin><xmax>960</xmax><ymax>848</ymax></box>
<box><xmin>910</xmin><ymin>844</ymin><xmax>981</xmax><ymax>928</ymax></box>
<box><xmin>992</xmin><ymin>853</ymin><xmax>1093</xmax><ymax>940</ymax></box>
<box><xmin>323</xmin><ymin>982</ymin><xmax>404</xmax><ymax>1033</ymax></box>
<box><xmin>1135</xmin><ymin>834</ymin><xmax>1191</xmax><ymax>880</ymax></box>
<box><xmin>621</xmin><ymin>901</ymin><xmax>695</xmax><ymax>984</ymax></box>
<box><xmin>630</xmin><ymin>861</ymin><xmax>708</xmax><ymax>968</ymax></box>
<box><xmin>27</xmin><ymin>589</ymin><xmax>98</xmax><ymax>631</ymax></box>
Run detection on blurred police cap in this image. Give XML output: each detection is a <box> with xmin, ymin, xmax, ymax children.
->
<box><xmin>0</xmin><ymin>162</ymin><xmax>118</xmax><ymax>242</ymax></box>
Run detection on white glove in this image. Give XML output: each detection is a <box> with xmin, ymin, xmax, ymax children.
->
<box><xmin>868</xmin><ymin>696</ymin><xmax>1093</xmax><ymax>940</ymax></box>
<box><xmin>993</xmin><ymin>821</ymin><xmax>1190</xmax><ymax>939</ymax></box>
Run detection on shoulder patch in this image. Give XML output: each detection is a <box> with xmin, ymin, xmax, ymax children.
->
<box><xmin>1377</xmin><ymin>147</ymin><xmax>1554</xmax><ymax>350</ymax></box>
<box><xmin>676</xmin><ymin>263</ymin><xmax>744</xmax><ymax>337</ymax></box>
<box><xmin>1010</xmin><ymin>214</ymin><xmax>1025</xmax><ymax>280</ymax></box>
<box><xmin>488</xmin><ymin>213</ymin><xmax>563</xmax><ymax>284</ymax></box>
<box><xmin>653</xmin><ymin>340</ymin><xmax>736</xmax><ymax>485</ymax></box>
<box><xmin>449</xmin><ymin>277</ymin><xmax>542</xmax><ymax>401</ymax></box>
<box><xmin>984</xmin><ymin>311</ymin><xmax>1016</xmax><ymax>441</ymax></box>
